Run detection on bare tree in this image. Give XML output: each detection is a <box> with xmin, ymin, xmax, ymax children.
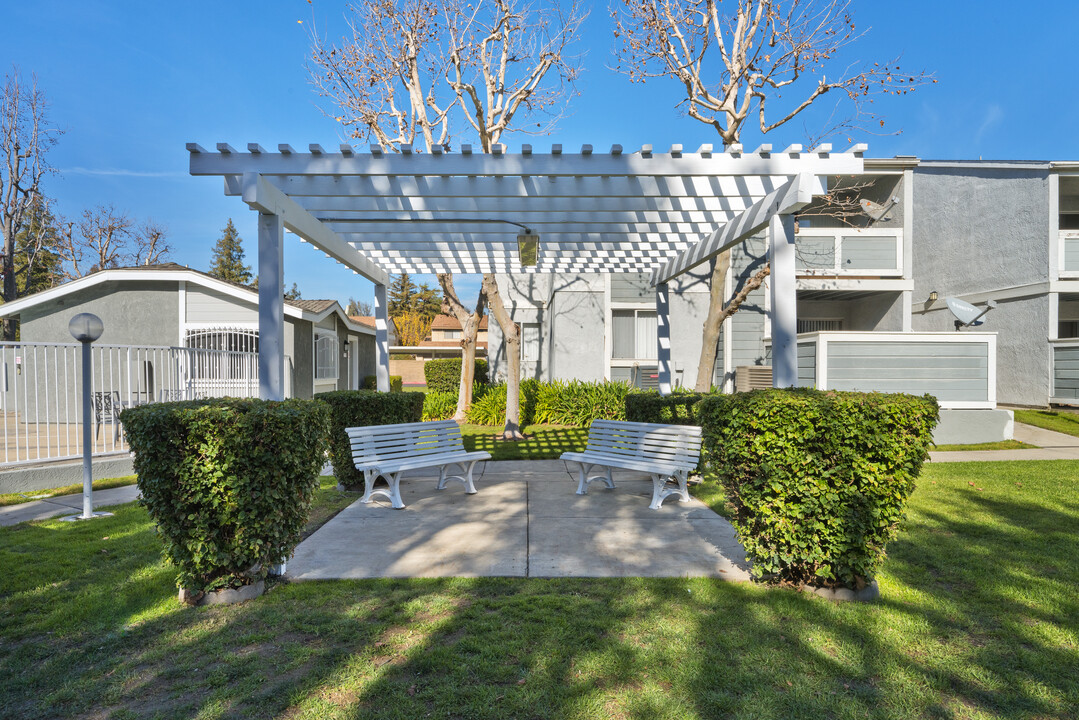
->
<box><xmin>0</xmin><ymin>69</ymin><xmax>62</xmax><ymax>339</ymax></box>
<box><xmin>134</xmin><ymin>220</ymin><xmax>171</xmax><ymax>266</ymax></box>
<box><xmin>445</xmin><ymin>0</ymin><xmax>585</xmax><ymax>437</ymax></box>
<box><xmin>310</xmin><ymin>0</ymin><xmax>585</xmax><ymax>429</ymax></box>
<box><xmin>612</xmin><ymin>0</ymin><xmax>932</xmax><ymax>389</ymax></box>
<box><xmin>57</xmin><ymin>205</ymin><xmax>169</xmax><ymax>279</ymax></box>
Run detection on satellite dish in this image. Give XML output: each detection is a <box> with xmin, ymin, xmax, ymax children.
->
<box><xmin>859</xmin><ymin>196</ymin><xmax>899</xmax><ymax>222</ymax></box>
<box><xmin>945</xmin><ymin>297</ymin><xmax>997</xmax><ymax>330</ymax></box>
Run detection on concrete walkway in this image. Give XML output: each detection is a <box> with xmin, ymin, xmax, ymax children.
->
<box><xmin>929</xmin><ymin>422</ymin><xmax>1079</xmax><ymax>462</ymax></box>
<box><xmin>287</xmin><ymin>460</ymin><xmax>753</xmax><ymax>581</ymax></box>
<box><xmin>0</xmin><ymin>484</ymin><xmax>140</xmax><ymax>526</ymax></box>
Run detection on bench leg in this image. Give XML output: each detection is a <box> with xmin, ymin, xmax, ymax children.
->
<box><xmin>649</xmin><ymin>470</ymin><xmax>691</xmax><ymax>510</ymax></box>
<box><xmin>575</xmin><ymin>462</ymin><xmax>616</xmax><ymax>495</ymax></box>
<box><xmin>437</xmin><ymin>460</ymin><xmax>479</xmax><ymax>494</ymax></box>
<box><xmin>361</xmin><ymin>469</ymin><xmax>406</xmax><ymax>509</ymax></box>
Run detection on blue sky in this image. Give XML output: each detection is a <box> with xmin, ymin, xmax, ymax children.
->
<box><xmin>2</xmin><ymin>1</ymin><xmax>1077</xmax><ymax>309</ymax></box>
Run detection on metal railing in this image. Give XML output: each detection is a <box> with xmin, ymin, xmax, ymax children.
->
<box><xmin>0</xmin><ymin>342</ymin><xmax>259</xmax><ymax>467</ymax></box>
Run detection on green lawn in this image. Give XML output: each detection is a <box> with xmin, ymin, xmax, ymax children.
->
<box><xmin>1</xmin><ymin>462</ymin><xmax>1077</xmax><ymax>719</ymax></box>
<box><xmin>932</xmin><ymin>439</ymin><xmax>1036</xmax><ymax>451</ymax></box>
<box><xmin>461</xmin><ymin>423</ymin><xmax>588</xmax><ymax>460</ymax></box>
<box><xmin>1014</xmin><ymin>408</ymin><xmax>1079</xmax><ymax>438</ymax></box>
<box><xmin>0</xmin><ymin>475</ymin><xmax>138</xmax><ymax>507</ymax></box>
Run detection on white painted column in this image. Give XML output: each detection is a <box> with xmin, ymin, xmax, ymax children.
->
<box><xmin>258</xmin><ymin>213</ymin><xmax>285</xmax><ymax>401</ymax></box>
<box><xmin>656</xmin><ymin>281</ymin><xmax>672</xmax><ymax>395</ymax></box>
<box><xmin>768</xmin><ymin>214</ymin><xmax>797</xmax><ymax>387</ymax></box>
<box><xmin>373</xmin><ymin>283</ymin><xmax>390</xmax><ymax>392</ymax></box>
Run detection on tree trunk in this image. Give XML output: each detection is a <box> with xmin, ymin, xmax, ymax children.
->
<box><xmin>2</xmin><ymin>232</ymin><xmax>16</xmax><ymax>341</ymax></box>
<box><xmin>694</xmin><ymin>250</ymin><xmax>732</xmax><ymax>391</ymax></box>
<box><xmin>695</xmin><ymin>258</ymin><xmax>771</xmax><ymax>392</ymax></box>
<box><xmin>482</xmin><ymin>273</ymin><xmax>524</xmax><ymax>440</ymax></box>
<box><xmin>437</xmin><ymin>273</ymin><xmax>485</xmax><ymax>423</ymax></box>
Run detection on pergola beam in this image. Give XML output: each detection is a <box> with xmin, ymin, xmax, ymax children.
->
<box><xmin>194</xmin><ymin>147</ymin><xmax>865</xmax><ymax>179</ymax></box>
<box><xmin>650</xmin><ymin>173</ymin><xmax>826</xmax><ymax>285</ymax></box>
<box><xmin>240</xmin><ymin>173</ymin><xmax>389</xmax><ymax>286</ymax></box>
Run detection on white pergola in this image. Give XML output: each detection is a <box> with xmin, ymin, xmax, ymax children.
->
<box><xmin>188</xmin><ymin>142</ymin><xmax>865</xmax><ymax>397</ymax></box>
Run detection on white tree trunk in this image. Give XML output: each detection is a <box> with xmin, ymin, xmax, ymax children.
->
<box><xmin>482</xmin><ymin>273</ymin><xmax>524</xmax><ymax>440</ymax></box>
<box><xmin>694</xmin><ymin>251</ymin><xmax>731</xmax><ymax>391</ymax></box>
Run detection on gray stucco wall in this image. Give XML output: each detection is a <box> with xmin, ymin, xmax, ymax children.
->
<box><xmin>20</xmin><ymin>280</ymin><xmax>180</xmax><ymax>346</ymax></box>
<box><xmin>910</xmin><ymin>167</ymin><xmax>1051</xmax><ymax>405</ymax></box>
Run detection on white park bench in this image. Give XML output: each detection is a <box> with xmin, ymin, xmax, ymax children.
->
<box><xmin>561</xmin><ymin>420</ymin><xmax>703</xmax><ymax>510</ymax></box>
<box><xmin>346</xmin><ymin>420</ymin><xmax>491</xmax><ymax>509</ymax></box>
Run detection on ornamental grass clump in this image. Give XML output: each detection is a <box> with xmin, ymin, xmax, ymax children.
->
<box><xmin>318</xmin><ymin>390</ymin><xmax>424</xmax><ymax>488</ymax></box>
<box><xmin>120</xmin><ymin>398</ymin><xmax>330</xmax><ymax>597</ymax></box>
<box><xmin>698</xmin><ymin>388</ymin><xmax>939</xmax><ymax>589</ymax></box>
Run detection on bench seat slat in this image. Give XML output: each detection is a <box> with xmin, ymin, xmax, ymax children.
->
<box><xmin>364</xmin><ymin>450</ymin><xmax>490</xmax><ymax>475</ymax></box>
<box><xmin>562</xmin><ymin>451</ymin><xmax>691</xmax><ymax>475</ymax></box>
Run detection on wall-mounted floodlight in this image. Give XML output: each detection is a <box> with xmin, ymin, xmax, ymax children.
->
<box><xmin>517</xmin><ymin>230</ymin><xmax>539</xmax><ymax>267</ymax></box>
<box><xmin>945</xmin><ymin>297</ymin><xmax>997</xmax><ymax>331</ymax></box>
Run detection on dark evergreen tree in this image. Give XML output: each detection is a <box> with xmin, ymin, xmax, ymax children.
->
<box><xmin>208</xmin><ymin>219</ymin><xmax>251</xmax><ymax>284</ymax></box>
<box><xmin>13</xmin><ymin>195</ymin><xmax>63</xmax><ymax>296</ymax></box>
<box><xmin>415</xmin><ymin>282</ymin><xmax>442</xmax><ymax>320</ymax></box>
<box><xmin>388</xmin><ymin>273</ymin><xmax>418</xmax><ymax>316</ymax></box>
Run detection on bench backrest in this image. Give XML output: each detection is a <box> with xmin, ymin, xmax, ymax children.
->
<box><xmin>346</xmin><ymin>420</ymin><xmax>466</xmax><ymax>466</ymax></box>
<box><xmin>585</xmin><ymin>419</ymin><xmax>702</xmax><ymax>470</ymax></box>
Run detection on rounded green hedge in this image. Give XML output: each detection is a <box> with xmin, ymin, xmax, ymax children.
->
<box><xmin>423</xmin><ymin>358</ymin><xmax>489</xmax><ymax>393</ymax></box>
<box><xmin>698</xmin><ymin>388</ymin><xmax>939</xmax><ymax>589</ymax></box>
<box><xmin>318</xmin><ymin>390</ymin><xmax>425</xmax><ymax>488</ymax></box>
<box><xmin>121</xmin><ymin>398</ymin><xmax>330</xmax><ymax>596</ymax></box>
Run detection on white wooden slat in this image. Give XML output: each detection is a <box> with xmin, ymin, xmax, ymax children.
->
<box><xmin>191</xmin><ymin>149</ymin><xmax>865</xmax><ymax>179</ymax></box>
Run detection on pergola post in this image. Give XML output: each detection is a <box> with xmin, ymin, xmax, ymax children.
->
<box><xmin>656</xmin><ymin>281</ymin><xmax>672</xmax><ymax>395</ymax></box>
<box><xmin>373</xmin><ymin>282</ymin><xmax>390</xmax><ymax>392</ymax></box>
<box><xmin>769</xmin><ymin>214</ymin><xmax>798</xmax><ymax>387</ymax></box>
<box><xmin>257</xmin><ymin>212</ymin><xmax>285</xmax><ymax>401</ymax></box>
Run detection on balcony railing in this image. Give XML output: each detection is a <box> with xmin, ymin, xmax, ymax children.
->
<box><xmin>1058</xmin><ymin>230</ymin><xmax>1079</xmax><ymax>277</ymax></box>
<box><xmin>768</xmin><ymin>331</ymin><xmax>996</xmax><ymax>409</ymax></box>
<box><xmin>1050</xmin><ymin>338</ymin><xmax>1079</xmax><ymax>405</ymax></box>
<box><xmin>795</xmin><ymin>228</ymin><xmax>903</xmax><ymax>277</ymax></box>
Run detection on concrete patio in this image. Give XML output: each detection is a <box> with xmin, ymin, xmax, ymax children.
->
<box><xmin>287</xmin><ymin>460</ymin><xmax>752</xmax><ymax>581</ymax></box>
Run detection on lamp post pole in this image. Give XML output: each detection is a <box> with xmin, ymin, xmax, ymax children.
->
<box><xmin>66</xmin><ymin>313</ymin><xmax>109</xmax><ymax>521</ymax></box>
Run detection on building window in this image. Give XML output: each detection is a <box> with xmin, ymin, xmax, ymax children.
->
<box><xmin>315</xmin><ymin>331</ymin><xmax>339</xmax><ymax>380</ymax></box>
<box><xmin>1059</xmin><ymin>321</ymin><xmax>1079</xmax><ymax>338</ymax></box>
<box><xmin>797</xmin><ymin>319</ymin><xmax>843</xmax><ymax>333</ymax></box>
<box><xmin>443</xmin><ymin>329</ymin><xmax>462</xmax><ymax>339</ymax></box>
<box><xmin>612</xmin><ymin>309</ymin><xmax>658</xmax><ymax>360</ymax></box>
<box><xmin>522</xmin><ymin>323</ymin><xmax>540</xmax><ymax>362</ymax></box>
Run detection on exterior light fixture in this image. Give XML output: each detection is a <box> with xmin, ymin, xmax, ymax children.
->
<box><xmin>65</xmin><ymin>313</ymin><xmax>111</xmax><ymax>521</ymax></box>
<box><xmin>928</xmin><ymin>291</ymin><xmax>939</xmax><ymax>302</ymax></box>
<box><xmin>517</xmin><ymin>230</ymin><xmax>539</xmax><ymax>267</ymax></box>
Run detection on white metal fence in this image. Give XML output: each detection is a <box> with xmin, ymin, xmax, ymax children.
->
<box><xmin>0</xmin><ymin>341</ymin><xmax>259</xmax><ymax>467</ymax></box>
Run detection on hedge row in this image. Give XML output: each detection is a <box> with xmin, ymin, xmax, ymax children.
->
<box><xmin>424</xmin><ymin>358</ymin><xmax>489</xmax><ymax>393</ymax></box>
<box><xmin>624</xmin><ymin>390</ymin><xmax>707</xmax><ymax>426</ymax></box>
<box><xmin>458</xmin><ymin>379</ymin><xmax>634</xmax><ymax>427</ymax></box>
<box><xmin>319</xmin><ymin>390</ymin><xmax>425</xmax><ymax>488</ymax></box>
<box><xmin>361</xmin><ymin>375</ymin><xmax>403</xmax><ymax>392</ymax></box>
<box><xmin>699</xmin><ymin>388</ymin><xmax>939</xmax><ymax>589</ymax></box>
<box><xmin>121</xmin><ymin>398</ymin><xmax>330</xmax><ymax>596</ymax></box>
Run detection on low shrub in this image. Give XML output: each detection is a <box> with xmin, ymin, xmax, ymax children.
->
<box><xmin>361</xmin><ymin>375</ymin><xmax>403</xmax><ymax>392</ymax></box>
<box><xmin>625</xmin><ymin>391</ymin><xmax>708</xmax><ymax>426</ymax></box>
<box><xmin>532</xmin><ymin>379</ymin><xmax>632</xmax><ymax>426</ymax></box>
<box><xmin>698</xmin><ymin>388</ymin><xmax>939</xmax><ymax>589</ymax></box>
<box><xmin>423</xmin><ymin>390</ymin><xmax>458</xmax><ymax>421</ymax></box>
<box><xmin>424</xmin><ymin>358</ymin><xmax>489</xmax><ymax>393</ymax></box>
<box><xmin>465</xmin><ymin>379</ymin><xmax>630</xmax><ymax>427</ymax></box>
<box><xmin>318</xmin><ymin>390</ymin><xmax>424</xmax><ymax>488</ymax></box>
<box><xmin>121</xmin><ymin>398</ymin><xmax>330</xmax><ymax>596</ymax></box>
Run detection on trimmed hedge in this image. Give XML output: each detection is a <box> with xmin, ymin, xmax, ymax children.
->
<box><xmin>464</xmin><ymin>379</ymin><xmax>631</xmax><ymax>427</ymax></box>
<box><xmin>121</xmin><ymin>398</ymin><xmax>330</xmax><ymax>596</ymax></box>
<box><xmin>361</xmin><ymin>375</ymin><xmax>403</xmax><ymax>392</ymax></box>
<box><xmin>625</xmin><ymin>390</ymin><xmax>707</xmax><ymax>426</ymax></box>
<box><xmin>699</xmin><ymin>388</ymin><xmax>939</xmax><ymax>589</ymax></box>
<box><xmin>424</xmin><ymin>358</ymin><xmax>489</xmax><ymax>392</ymax></box>
<box><xmin>318</xmin><ymin>390</ymin><xmax>425</xmax><ymax>488</ymax></box>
